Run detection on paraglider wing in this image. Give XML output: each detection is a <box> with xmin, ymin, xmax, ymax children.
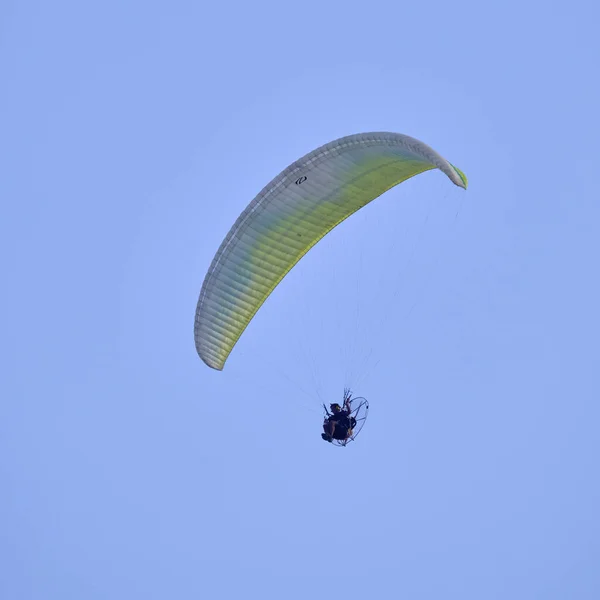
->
<box><xmin>195</xmin><ymin>132</ymin><xmax>467</xmax><ymax>370</ymax></box>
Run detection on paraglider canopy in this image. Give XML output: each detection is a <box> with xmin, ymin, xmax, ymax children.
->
<box><xmin>194</xmin><ymin>131</ymin><xmax>467</xmax><ymax>370</ymax></box>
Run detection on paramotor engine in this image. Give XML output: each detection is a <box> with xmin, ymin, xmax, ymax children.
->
<box><xmin>323</xmin><ymin>395</ymin><xmax>370</xmax><ymax>447</ymax></box>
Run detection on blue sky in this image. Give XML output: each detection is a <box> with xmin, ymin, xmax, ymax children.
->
<box><xmin>2</xmin><ymin>0</ymin><xmax>599</xmax><ymax>598</ymax></box>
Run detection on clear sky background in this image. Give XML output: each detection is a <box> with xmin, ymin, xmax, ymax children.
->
<box><xmin>2</xmin><ymin>1</ymin><xmax>599</xmax><ymax>598</ymax></box>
